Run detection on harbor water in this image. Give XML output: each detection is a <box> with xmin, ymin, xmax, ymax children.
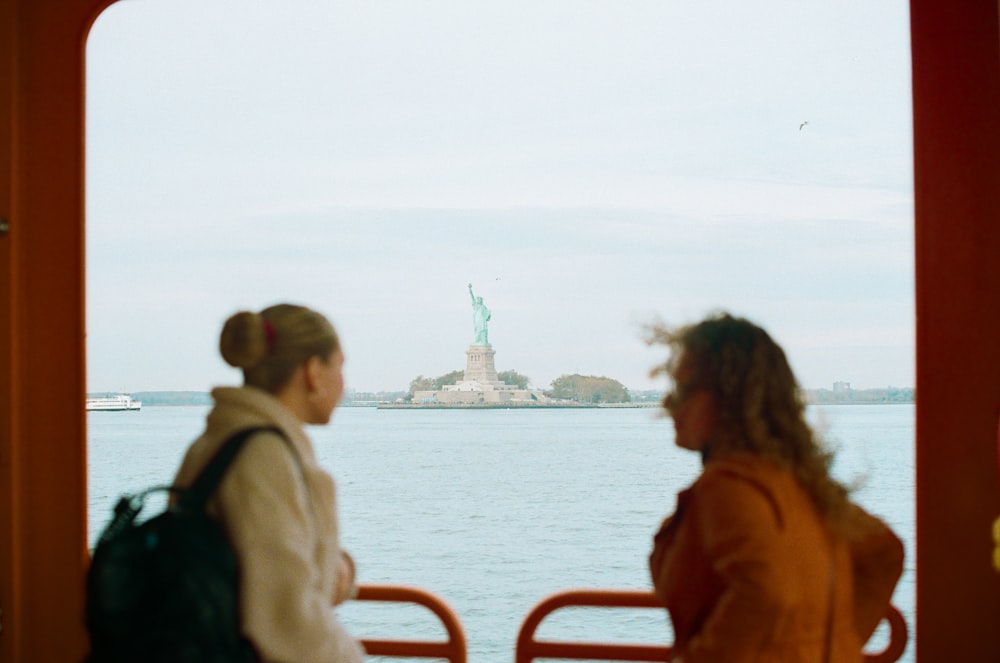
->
<box><xmin>88</xmin><ymin>403</ymin><xmax>915</xmax><ymax>662</ymax></box>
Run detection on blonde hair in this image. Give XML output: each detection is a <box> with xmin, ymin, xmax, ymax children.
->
<box><xmin>219</xmin><ymin>304</ymin><xmax>339</xmax><ymax>393</ymax></box>
<box><xmin>649</xmin><ymin>312</ymin><xmax>855</xmax><ymax>535</ymax></box>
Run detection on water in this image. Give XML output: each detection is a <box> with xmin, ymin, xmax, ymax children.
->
<box><xmin>88</xmin><ymin>403</ymin><xmax>915</xmax><ymax>662</ymax></box>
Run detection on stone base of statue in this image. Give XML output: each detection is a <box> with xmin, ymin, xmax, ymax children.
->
<box><xmin>462</xmin><ymin>345</ymin><xmax>503</xmax><ymax>386</ymax></box>
<box><xmin>411</xmin><ymin>344</ymin><xmax>549</xmax><ymax>406</ymax></box>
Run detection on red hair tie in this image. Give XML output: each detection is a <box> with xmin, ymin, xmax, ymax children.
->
<box><xmin>262</xmin><ymin>319</ymin><xmax>277</xmax><ymax>355</ymax></box>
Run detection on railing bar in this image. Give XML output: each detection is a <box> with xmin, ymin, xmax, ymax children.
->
<box><xmin>362</xmin><ymin>639</ymin><xmax>456</xmax><ymax>657</ymax></box>
<box><xmin>354</xmin><ymin>584</ymin><xmax>467</xmax><ymax>663</ymax></box>
<box><xmin>357</xmin><ymin>585</ymin><xmax>467</xmax><ymax>644</ymax></box>
<box><xmin>522</xmin><ymin>641</ymin><xmax>670</xmax><ymax>661</ymax></box>
<box><xmin>516</xmin><ymin>590</ymin><xmax>906</xmax><ymax>663</ymax></box>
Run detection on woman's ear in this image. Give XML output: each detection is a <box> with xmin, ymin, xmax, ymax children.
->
<box><xmin>303</xmin><ymin>355</ymin><xmax>323</xmax><ymax>393</ymax></box>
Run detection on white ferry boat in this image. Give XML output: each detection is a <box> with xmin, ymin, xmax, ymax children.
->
<box><xmin>85</xmin><ymin>394</ymin><xmax>141</xmax><ymax>412</ymax></box>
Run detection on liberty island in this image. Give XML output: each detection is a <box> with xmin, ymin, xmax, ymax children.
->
<box><xmin>395</xmin><ymin>284</ymin><xmax>554</xmax><ymax>407</ymax></box>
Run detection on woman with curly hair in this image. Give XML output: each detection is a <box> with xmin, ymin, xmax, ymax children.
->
<box><xmin>648</xmin><ymin>312</ymin><xmax>903</xmax><ymax>663</ymax></box>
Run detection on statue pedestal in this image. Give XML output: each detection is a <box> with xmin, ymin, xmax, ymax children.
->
<box><xmin>464</xmin><ymin>345</ymin><xmax>500</xmax><ymax>384</ymax></box>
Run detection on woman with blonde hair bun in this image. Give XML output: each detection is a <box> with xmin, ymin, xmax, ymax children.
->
<box><xmin>173</xmin><ymin>303</ymin><xmax>364</xmax><ymax>662</ymax></box>
<box><xmin>647</xmin><ymin>312</ymin><xmax>903</xmax><ymax>663</ymax></box>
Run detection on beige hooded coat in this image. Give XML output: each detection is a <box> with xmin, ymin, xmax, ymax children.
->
<box><xmin>174</xmin><ymin>386</ymin><xmax>365</xmax><ymax>663</ymax></box>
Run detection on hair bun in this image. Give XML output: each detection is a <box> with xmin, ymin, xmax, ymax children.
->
<box><xmin>219</xmin><ymin>311</ymin><xmax>269</xmax><ymax>368</ymax></box>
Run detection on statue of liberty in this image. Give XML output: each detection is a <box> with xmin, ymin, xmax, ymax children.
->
<box><xmin>468</xmin><ymin>283</ymin><xmax>491</xmax><ymax>346</ymax></box>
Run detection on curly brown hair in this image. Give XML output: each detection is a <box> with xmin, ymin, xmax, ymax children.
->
<box><xmin>649</xmin><ymin>311</ymin><xmax>856</xmax><ymax>535</ymax></box>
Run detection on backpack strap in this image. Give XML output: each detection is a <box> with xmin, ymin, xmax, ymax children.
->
<box><xmin>178</xmin><ymin>426</ymin><xmax>284</xmax><ymax>512</ymax></box>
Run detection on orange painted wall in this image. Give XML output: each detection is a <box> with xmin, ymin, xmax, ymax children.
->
<box><xmin>1</xmin><ymin>1</ymin><xmax>113</xmax><ymax>661</ymax></box>
<box><xmin>910</xmin><ymin>1</ymin><xmax>1000</xmax><ymax>659</ymax></box>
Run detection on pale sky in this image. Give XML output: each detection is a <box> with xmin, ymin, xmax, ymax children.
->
<box><xmin>85</xmin><ymin>0</ymin><xmax>914</xmax><ymax>393</ymax></box>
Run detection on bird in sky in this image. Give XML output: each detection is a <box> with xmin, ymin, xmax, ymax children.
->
<box><xmin>799</xmin><ymin>121</ymin><xmax>809</xmax><ymax>131</ymax></box>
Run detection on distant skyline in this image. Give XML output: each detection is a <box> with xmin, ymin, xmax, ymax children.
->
<box><xmin>85</xmin><ymin>1</ymin><xmax>914</xmax><ymax>393</ymax></box>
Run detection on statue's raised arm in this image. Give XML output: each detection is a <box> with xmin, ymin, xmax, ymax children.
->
<box><xmin>468</xmin><ymin>283</ymin><xmax>476</xmax><ymax>304</ymax></box>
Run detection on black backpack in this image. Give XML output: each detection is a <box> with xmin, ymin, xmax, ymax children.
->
<box><xmin>85</xmin><ymin>426</ymin><xmax>279</xmax><ymax>663</ymax></box>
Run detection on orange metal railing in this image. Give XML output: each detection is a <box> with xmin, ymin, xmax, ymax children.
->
<box><xmin>515</xmin><ymin>589</ymin><xmax>672</xmax><ymax>663</ymax></box>
<box><xmin>355</xmin><ymin>584</ymin><xmax>468</xmax><ymax>663</ymax></box>
<box><xmin>865</xmin><ymin>604</ymin><xmax>908</xmax><ymax>663</ymax></box>
<box><xmin>351</xmin><ymin>585</ymin><xmax>907</xmax><ymax>663</ymax></box>
<box><xmin>514</xmin><ymin>589</ymin><xmax>910</xmax><ymax>663</ymax></box>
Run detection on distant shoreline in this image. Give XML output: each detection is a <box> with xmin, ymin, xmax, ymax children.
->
<box><xmin>804</xmin><ymin>387</ymin><xmax>914</xmax><ymax>405</ymax></box>
<box><xmin>92</xmin><ymin>388</ymin><xmax>915</xmax><ymax>407</ymax></box>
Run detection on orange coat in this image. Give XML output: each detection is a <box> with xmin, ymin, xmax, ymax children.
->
<box><xmin>649</xmin><ymin>453</ymin><xmax>903</xmax><ymax>663</ymax></box>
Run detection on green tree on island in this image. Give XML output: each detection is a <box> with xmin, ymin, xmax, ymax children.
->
<box><xmin>408</xmin><ymin>370</ymin><xmax>464</xmax><ymax>394</ymax></box>
<box><xmin>547</xmin><ymin>374</ymin><xmax>631</xmax><ymax>403</ymax></box>
<box><xmin>498</xmin><ymin>370</ymin><xmax>530</xmax><ymax>389</ymax></box>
